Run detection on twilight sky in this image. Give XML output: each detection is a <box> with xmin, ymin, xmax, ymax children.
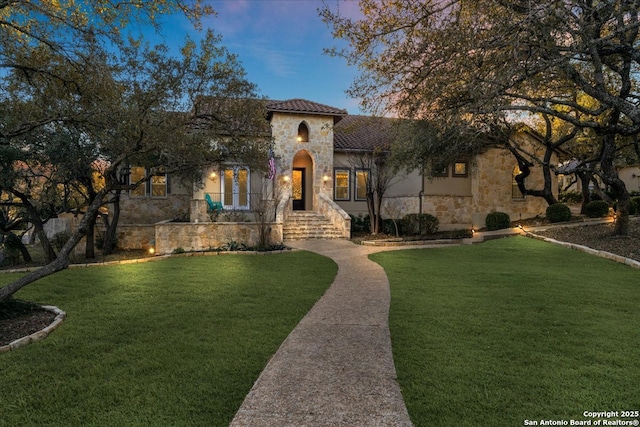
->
<box><xmin>141</xmin><ymin>0</ymin><xmax>365</xmax><ymax>115</ymax></box>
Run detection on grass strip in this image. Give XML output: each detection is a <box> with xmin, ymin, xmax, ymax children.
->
<box><xmin>371</xmin><ymin>237</ymin><xmax>640</xmax><ymax>427</ymax></box>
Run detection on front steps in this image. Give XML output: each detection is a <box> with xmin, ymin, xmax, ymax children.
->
<box><xmin>283</xmin><ymin>211</ymin><xmax>346</xmax><ymax>240</ymax></box>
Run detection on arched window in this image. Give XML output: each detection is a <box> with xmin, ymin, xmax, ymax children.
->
<box><xmin>297</xmin><ymin>122</ymin><xmax>309</xmax><ymax>143</ymax></box>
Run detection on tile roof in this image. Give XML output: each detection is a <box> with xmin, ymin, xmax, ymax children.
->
<box><xmin>266</xmin><ymin>99</ymin><xmax>348</xmax><ymax>117</ymax></box>
<box><xmin>333</xmin><ymin>115</ymin><xmax>399</xmax><ymax>151</ymax></box>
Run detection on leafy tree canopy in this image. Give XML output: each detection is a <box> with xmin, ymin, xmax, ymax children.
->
<box><xmin>0</xmin><ymin>1</ymin><xmax>268</xmax><ymax>301</ymax></box>
<box><xmin>322</xmin><ymin>0</ymin><xmax>639</xmax><ymax>133</ymax></box>
<box><xmin>322</xmin><ymin>0</ymin><xmax>639</xmax><ymax>234</ymax></box>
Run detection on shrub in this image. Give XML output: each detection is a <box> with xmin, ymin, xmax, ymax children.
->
<box><xmin>485</xmin><ymin>211</ymin><xmax>511</xmax><ymax>231</ymax></box>
<box><xmin>631</xmin><ymin>197</ymin><xmax>640</xmax><ymax>215</ymax></box>
<box><xmin>172</xmin><ymin>247</ymin><xmax>185</xmax><ymax>254</ymax></box>
<box><xmin>382</xmin><ymin>218</ymin><xmax>402</xmax><ymax>236</ymax></box>
<box><xmin>51</xmin><ymin>231</ymin><xmax>72</xmax><ymax>251</ymax></box>
<box><xmin>584</xmin><ymin>200</ymin><xmax>610</xmax><ymax>218</ymax></box>
<box><xmin>1</xmin><ymin>233</ymin><xmax>23</xmax><ymax>265</ymax></box>
<box><xmin>350</xmin><ymin>214</ymin><xmax>370</xmax><ymax>233</ymax></box>
<box><xmin>546</xmin><ymin>203</ymin><xmax>571</xmax><ymax>223</ymax></box>
<box><xmin>559</xmin><ymin>191</ymin><xmax>582</xmax><ymax>204</ymax></box>
<box><xmin>402</xmin><ymin>213</ymin><xmax>439</xmax><ymax>235</ymax></box>
<box><xmin>95</xmin><ymin>232</ymin><xmax>118</xmax><ymax>250</ymax></box>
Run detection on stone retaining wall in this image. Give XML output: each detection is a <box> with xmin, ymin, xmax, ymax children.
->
<box><xmin>114</xmin><ymin>225</ymin><xmax>156</xmax><ymax>250</ymax></box>
<box><xmin>155</xmin><ymin>222</ymin><xmax>283</xmax><ymax>255</ymax></box>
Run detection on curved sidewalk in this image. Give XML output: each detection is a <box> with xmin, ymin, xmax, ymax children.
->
<box><xmin>229</xmin><ymin>239</ymin><xmax>414</xmax><ymax>427</ymax></box>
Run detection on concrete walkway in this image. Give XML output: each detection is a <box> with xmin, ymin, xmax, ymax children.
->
<box><xmin>229</xmin><ymin>239</ymin><xmax>417</xmax><ymax>427</ymax></box>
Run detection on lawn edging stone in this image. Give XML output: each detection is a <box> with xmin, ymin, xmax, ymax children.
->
<box><xmin>525</xmin><ymin>231</ymin><xmax>640</xmax><ymax>270</ymax></box>
<box><xmin>0</xmin><ymin>305</ymin><xmax>66</xmax><ymax>354</ymax></box>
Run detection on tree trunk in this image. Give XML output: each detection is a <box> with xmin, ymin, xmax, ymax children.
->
<box><xmin>590</xmin><ymin>179</ymin><xmax>614</xmax><ymax>205</ymax></box>
<box><xmin>512</xmin><ymin>147</ymin><xmax>557</xmax><ymax>206</ymax></box>
<box><xmin>16</xmin><ymin>236</ymin><xmax>32</xmax><ymax>263</ymax></box>
<box><xmin>375</xmin><ymin>191</ymin><xmax>384</xmax><ymax>235</ymax></box>
<box><xmin>366</xmin><ymin>192</ymin><xmax>377</xmax><ymax>234</ymax></box>
<box><xmin>85</xmin><ymin>212</ymin><xmax>96</xmax><ymax>259</ymax></box>
<box><xmin>578</xmin><ymin>171</ymin><xmax>592</xmax><ymax>215</ymax></box>
<box><xmin>11</xmin><ymin>190</ymin><xmax>57</xmax><ymax>262</ymax></box>
<box><xmin>102</xmin><ymin>190</ymin><xmax>121</xmax><ymax>255</ymax></box>
<box><xmin>600</xmin><ymin>133</ymin><xmax>629</xmax><ymax>236</ymax></box>
<box><xmin>0</xmin><ymin>189</ymin><xmax>108</xmax><ymax>302</ymax></box>
<box><xmin>35</xmin><ymin>222</ymin><xmax>57</xmax><ymax>262</ymax></box>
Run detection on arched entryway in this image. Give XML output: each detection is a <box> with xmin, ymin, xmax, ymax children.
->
<box><xmin>292</xmin><ymin>150</ymin><xmax>314</xmax><ymax>211</ymax></box>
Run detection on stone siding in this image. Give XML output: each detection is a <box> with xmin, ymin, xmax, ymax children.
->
<box><xmin>155</xmin><ymin>222</ymin><xmax>283</xmax><ymax>255</ymax></box>
<box><xmin>471</xmin><ymin>147</ymin><xmax>553</xmax><ymax>227</ymax></box>
<box><xmin>115</xmin><ymin>225</ymin><xmax>156</xmax><ymax>250</ymax></box>
<box><xmin>117</xmin><ymin>194</ymin><xmax>191</xmax><ymax>224</ymax></box>
<box><xmin>317</xmin><ymin>193</ymin><xmax>351</xmax><ymax>238</ymax></box>
<box><xmin>381</xmin><ymin>195</ymin><xmax>474</xmax><ymax>230</ymax></box>
<box><xmin>271</xmin><ymin>113</ymin><xmax>335</xmax><ymax>206</ymax></box>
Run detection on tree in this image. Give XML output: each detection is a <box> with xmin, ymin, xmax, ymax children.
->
<box><xmin>348</xmin><ymin>149</ymin><xmax>396</xmax><ymax>234</ymax></box>
<box><xmin>322</xmin><ymin>0</ymin><xmax>640</xmax><ymax>235</ymax></box>
<box><xmin>0</xmin><ymin>4</ymin><xmax>266</xmax><ymax>302</ymax></box>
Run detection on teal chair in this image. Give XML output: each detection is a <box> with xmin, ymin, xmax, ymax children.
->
<box><xmin>205</xmin><ymin>194</ymin><xmax>223</xmax><ymax>212</ymax></box>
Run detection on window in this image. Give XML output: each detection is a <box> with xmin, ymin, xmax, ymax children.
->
<box><xmin>297</xmin><ymin>122</ymin><xmax>309</xmax><ymax>143</ymax></box>
<box><xmin>355</xmin><ymin>169</ymin><xmax>369</xmax><ymax>200</ymax></box>
<box><xmin>432</xmin><ymin>165</ymin><xmax>449</xmax><ymax>177</ymax></box>
<box><xmin>512</xmin><ymin>166</ymin><xmax>525</xmax><ymax>199</ymax></box>
<box><xmin>334</xmin><ymin>169</ymin><xmax>350</xmax><ymax>201</ymax></box>
<box><xmin>150</xmin><ymin>174</ymin><xmax>167</xmax><ymax>197</ymax></box>
<box><xmin>129</xmin><ymin>167</ymin><xmax>146</xmax><ymax>197</ymax></box>
<box><xmin>453</xmin><ymin>161</ymin><xmax>468</xmax><ymax>177</ymax></box>
<box><xmin>129</xmin><ymin>166</ymin><xmax>169</xmax><ymax>198</ymax></box>
<box><xmin>222</xmin><ymin>166</ymin><xmax>250</xmax><ymax>209</ymax></box>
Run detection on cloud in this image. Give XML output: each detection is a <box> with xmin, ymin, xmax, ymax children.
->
<box><xmin>259</xmin><ymin>47</ymin><xmax>301</xmax><ymax>77</ymax></box>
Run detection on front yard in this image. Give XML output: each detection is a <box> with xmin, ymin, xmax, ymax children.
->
<box><xmin>0</xmin><ymin>252</ymin><xmax>337</xmax><ymax>426</ymax></box>
<box><xmin>371</xmin><ymin>237</ymin><xmax>640</xmax><ymax>427</ymax></box>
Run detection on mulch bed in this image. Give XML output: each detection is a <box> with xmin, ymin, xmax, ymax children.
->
<box><xmin>532</xmin><ymin>219</ymin><xmax>640</xmax><ymax>263</ymax></box>
<box><xmin>0</xmin><ymin>299</ymin><xmax>56</xmax><ymax>347</ymax></box>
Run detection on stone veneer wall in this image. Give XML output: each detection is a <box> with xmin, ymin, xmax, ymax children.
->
<box><xmin>118</xmin><ymin>194</ymin><xmax>191</xmax><ymax>224</ymax></box>
<box><xmin>115</xmin><ymin>225</ymin><xmax>156</xmax><ymax>250</ymax></box>
<box><xmin>154</xmin><ymin>222</ymin><xmax>283</xmax><ymax>255</ymax></box>
<box><xmin>317</xmin><ymin>194</ymin><xmax>351</xmax><ymax>238</ymax></box>
<box><xmin>270</xmin><ymin>113</ymin><xmax>335</xmax><ymax>207</ymax></box>
<box><xmin>471</xmin><ymin>147</ymin><xmax>552</xmax><ymax>227</ymax></box>
<box><xmin>381</xmin><ymin>195</ymin><xmax>474</xmax><ymax>230</ymax></box>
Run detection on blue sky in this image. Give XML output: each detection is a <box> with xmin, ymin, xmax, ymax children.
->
<box><xmin>142</xmin><ymin>0</ymin><xmax>365</xmax><ymax>115</ymax></box>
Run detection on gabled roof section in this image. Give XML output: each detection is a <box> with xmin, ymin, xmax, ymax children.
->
<box><xmin>266</xmin><ymin>99</ymin><xmax>348</xmax><ymax>118</ymax></box>
<box><xmin>333</xmin><ymin>115</ymin><xmax>399</xmax><ymax>152</ymax></box>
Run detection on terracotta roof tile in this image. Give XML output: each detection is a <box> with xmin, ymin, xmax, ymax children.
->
<box><xmin>333</xmin><ymin>115</ymin><xmax>399</xmax><ymax>151</ymax></box>
<box><xmin>266</xmin><ymin>99</ymin><xmax>348</xmax><ymax>116</ymax></box>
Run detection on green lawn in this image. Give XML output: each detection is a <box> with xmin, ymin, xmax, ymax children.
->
<box><xmin>371</xmin><ymin>237</ymin><xmax>640</xmax><ymax>427</ymax></box>
<box><xmin>0</xmin><ymin>252</ymin><xmax>337</xmax><ymax>427</ymax></box>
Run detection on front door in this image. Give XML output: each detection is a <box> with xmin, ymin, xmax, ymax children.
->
<box><xmin>292</xmin><ymin>168</ymin><xmax>305</xmax><ymax>210</ymax></box>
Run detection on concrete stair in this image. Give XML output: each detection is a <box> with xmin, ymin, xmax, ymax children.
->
<box><xmin>283</xmin><ymin>211</ymin><xmax>345</xmax><ymax>240</ymax></box>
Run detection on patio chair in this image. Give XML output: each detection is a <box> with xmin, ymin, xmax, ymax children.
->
<box><xmin>205</xmin><ymin>194</ymin><xmax>224</xmax><ymax>213</ymax></box>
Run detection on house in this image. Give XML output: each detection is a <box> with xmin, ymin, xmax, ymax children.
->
<box><xmin>112</xmin><ymin>99</ymin><xmax>553</xmax><ymax>254</ymax></box>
